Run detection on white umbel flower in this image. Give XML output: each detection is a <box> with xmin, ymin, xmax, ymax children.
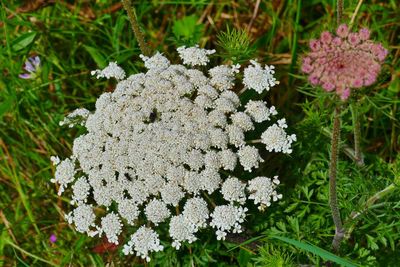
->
<box><xmin>118</xmin><ymin>199</ymin><xmax>140</xmax><ymax>225</ymax></box>
<box><xmin>245</xmin><ymin>100</ymin><xmax>277</xmax><ymax>123</ymax></box>
<box><xmin>221</xmin><ymin>177</ymin><xmax>246</xmax><ymax>204</ymax></box>
<box><xmin>177</xmin><ymin>45</ymin><xmax>216</xmax><ymax>66</ymax></box>
<box><xmin>52</xmin><ymin>45</ymin><xmax>294</xmax><ymax>261</ymax></box>
<box><xmin>51</xmin><ymin>158</ymin><xmax>75</xmax><ymax>195</ymax></box>
<box><xmin>243</xmin><ymin>60</ymin><xmax>277</xmax><ymax>93</ymax></box>
<box><xmin>230</xmin><ymin>112</ymin><xmax>254</xmax><ymax>132</ymax></box>
<box><xmin>209</xmin><ymin>64</ymin><xmax>240</xmax><ymax>91</ymax></box>
<box><xmin>247</xmin><ymin>176</ymin><xmax>282</xmax><ymax>211</ymax></box>
<box><xmin>68</xmin><ymin>204</ymin><xmax>96</xmax><ymax>234</ymax></box>
<box><xmin>237</xmin><ymin>146</ymin><xmax>264</xmax><ymax>172</ymax></box>
<box><xmin>123</xmin><ymin>226</ymin><xmax>164</xmax><ymax>262</ymax></box>
<box><xmin>261</xmin><ymin>118</ymin><xmax>297</xmax><ymax>154</ymax></box>
<box><xmin>145</xmin><ymin>199</ymin><xmax>170</xmax><ymax>225</ymax></box>
<box><xmin>91</xmin><ymin>62</ymin><xmax>126</xmax><ymax>80</ymax></box>
<box><xmin>98</xmin><ymin>212</ymin><xmax>122</xmax><ymax>244</ymax></box>
<box><xmin>71</xmin><ymin>176</ymin><xmax>90</xmax><ymax>204</ymax></box>
<box><xmin>210</xmin><ymin>204</ymin><xmax>248</xmax><ymax>240</ymax></box>
<box><xmin>218</xmin><ymin>149</ymin><xmax>237</xmax><ymax>171</ymax></box>
<box><xmin>183</xmin><ymin>197</ymin><xmax>209</xmax><ymax>228</ymax></box>
<box><xmin>169</xmin><ymin>215</ymin><xmax>198</xmax><ymax>249</ymax></box>
<box><xmin>160</xmin><ymin>182</ymin><xmax>184</xmax><ymax>206</ymax></box>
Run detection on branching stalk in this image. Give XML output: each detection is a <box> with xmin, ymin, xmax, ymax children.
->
<box><xmin>121</xmin><ymin>0</ymin><xmax>151</xmax><ymax>56</ymax></box>
<box><xmin>329</xmin><ymin>106</ymin><xmax>345</xmax><ymax>252</ymax></box>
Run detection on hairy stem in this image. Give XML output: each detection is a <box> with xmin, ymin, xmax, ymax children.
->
<box><xmin>329</xmin><ymin>106</ymin><xmax>344</xmax><ymax>252</ymax></box>
<box><xmin>121</xmin><ymin>0</ymin><xmax>151</xmax><ymax>56</ymax></box>
<box><xmin>350</xmin><ymin>103</ymin><xmax>364</xmax><ymax>166</ymax></box>
<box><xmin>337</xmin><ymin>0</ymin><xmax>344</xmax><ymax>25</ymax></box>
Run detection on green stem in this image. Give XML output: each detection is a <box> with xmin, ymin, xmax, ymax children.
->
<box><xmin>121</xmin><ymin>0</ymin><xmax>151</xmax><ymax>56</ymax></box>
<box><xmin>350</xmin><ymin>102</ymin><xmax>364</xmax><ymax>166</ymax></box>
<box><xmin>329</xmin><ymin>106</ymin><xmax>345</xmax><ymax>252</ymax></box>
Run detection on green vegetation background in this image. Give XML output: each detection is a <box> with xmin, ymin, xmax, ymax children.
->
<box><xmin>0</xmin><ymin>0</ymin><xmax>399</xmax><ymax>266</ymax></box>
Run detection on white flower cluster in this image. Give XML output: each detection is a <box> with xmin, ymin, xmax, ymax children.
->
<box><xmin>59</xmin><ymin>108</ymin><xmax>90</xmax><ymax>128</ymax></box>
<box><xmin>243</xmin><ymin>60</ymin><xmax>277</xmax><ymax>93</ymax></box>
<box><xmin>91</xmin><ymin>62</ymin><xmax>126</xmax><ymax>80</ymax></box>
<box><xmin>177</xmin><ymin>45</ymin><xmax>216</xmax><ymax>66</ymax></box>
<box><xmin>52</xmin><ymin>46</ymin><xmax>295</xmax><ymax>261</ymax></box>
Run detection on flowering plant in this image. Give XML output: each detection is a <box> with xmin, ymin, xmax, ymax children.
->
<box><xmin>51</xmin><ymin>46</ymin><xmax>295</xmax><ymax>261</ymax></box>
<box><xmin>301</xmin><ymin>24</ymin><xmax>388</xmax><ymax>100</ymax></box>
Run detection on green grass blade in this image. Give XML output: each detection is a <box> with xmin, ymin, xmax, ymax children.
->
<box><xmin>270</xmin><ymin>235</ymin><xmax>359</xmax><ymax>267</ymax></box>
<box><xmin>5</xmin><ymin>239</ymin><xmax>58</xmax><ymax>266</ymax></box>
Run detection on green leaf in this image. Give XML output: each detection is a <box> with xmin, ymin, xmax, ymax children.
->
<box><xmin>237</xmin><ymin>249</ymin><xmax>252</xmax><ymax>267</ymax></box>
<box><xmin>11</xmin><ymin>32</ymin><xmax>37</xmax><ymax>51</ymax></box>
<box><xmin>270</xmin><ymin>235</ymin><xmax>359</xmax><ymax>267</ymax></box>
<box><xmin>226</xmin><ymin>235</ymin><xmax>265</xmax><ymax>252</ymax></box>
<box><xmin>172</xmin><ymin>15</ymin><xmax>204</xmax><ymax>46</ymax></box>
<box><xmin>83</xmin><ymin>45</ymin><xmax>107</xmax><ymax>68</ymax></box>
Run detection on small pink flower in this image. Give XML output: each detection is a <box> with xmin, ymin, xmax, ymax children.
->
<box><xmin>320</xmin><ymin>31</ymin><xmax>332</xmax><ymax>44</ymax></box>
<box><xmin>332</xmin><ymin>37</ymin><xmax>342</xmax><ymax>46</ymax></box>
<box><xmin>359</xmin><ymin>28</ymin><xmax>370</xmax><ymax>40</ymax></box>
<box><xmin>303</xmin><ymin>57</ymin><xmax>311</xmax><ymax>65</ymax></box>
<box><xmin>336</xmin><ymin>24</ymin><xmax>349</xmax><ymax>38</ymax></box>
<box><xmin>301</xmin><ymin>64</ymin><xmax>313</xmax><ymax>73</ymax></box>
<box><xmin>309</xmin><ymin>39</ymin><xmax>321</xmax><ymax>51</ymax></box>
<box><xmin>340</xmin><ymin>88</ymin><xmax>351</xmax><ymax>100</ymax></box>
<box><xmin>352</xmin><ymin>78</ymin><xmax>363</xmax><ymax>88</ymax></box>
<box><xmin>348</xmin><ymin>33</ymin><xmax>360</xmax><ymax>45</ymax></box>
<box><xmin>50</xmin><ymin>234</ymin><xmax>57</xmax><ymax>243</ymax></box>
<box><xmin>309</xmin><ymin>74</ymin><xmax>319</xmax><ymax>85</ymax></box>
<box><xmin>322</xmin><ymin>82</ymin><xmax>335</xmax><ymax>91</ymax></box>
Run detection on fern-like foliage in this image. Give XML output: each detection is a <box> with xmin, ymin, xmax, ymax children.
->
<box><xmin>254</xmin><ymin>244</ymin><xmax>295</xmax><ymax>267</ymax></box>
<box><xmin>217</xmin><ymin>26</ymin><xmax>255</xmax><ymax>63</ymax></box>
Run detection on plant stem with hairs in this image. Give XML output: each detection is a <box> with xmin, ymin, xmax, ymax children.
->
<box><xmin>337</xmin><ymin>0</ymin><xmax>343</xmax><ymax>25</ymax></box>
<box><xmin>121</xmin><ymin>0</ymin><xmax>151</xmax><ymax>56</ymax></box>
<box><xmin>350</xmin><ymin>102</ymin><xmax>364</xmax><ymax>166</ymax></box>
<box><xmin>329</xmin><ymin>106</ymin><xmax>345</xmax><ymax>252</ymax></box>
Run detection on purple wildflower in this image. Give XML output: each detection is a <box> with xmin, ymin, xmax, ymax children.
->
<box><xmin>19</xmin><ymin>56</ymin><xmax>41</xmax><ymax>79</ymax></box>
<box><xmin>301</xmin><ymin>24</ymin><xmax>388</xmax><ymax>100</ymax></box>
<box><xmin>49</xmin><ymin>233</ymin><xmax>57</xmax><ymax>243</ymax></box>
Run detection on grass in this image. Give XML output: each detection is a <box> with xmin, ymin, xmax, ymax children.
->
<box><xmin>1</xmin><ymin>0</ymin><xmax>399</xmax><ymax>266</ymax></box>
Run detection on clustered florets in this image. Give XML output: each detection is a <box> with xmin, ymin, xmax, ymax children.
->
<box><xmin>302</xmin><ymin>24</ymin><xmax>388</xmax><ymax>100</ymax></box>
<box><xmin>52</xmin><ymin>46</ymin><xmax>295</xmax><ymax>261</ymax></box>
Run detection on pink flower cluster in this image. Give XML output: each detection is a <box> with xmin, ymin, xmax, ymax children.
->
<box><xmin>302</xmin><ymin>24</ymin><xmax>388</xmax><ymax>100</ymax></box>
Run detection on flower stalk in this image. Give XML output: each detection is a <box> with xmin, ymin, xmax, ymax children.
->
<box><xmin>337</xmin><ymin>0</ymin><xmax>343</xmax><ymax>26</ymax></box>
<box><xmin>121</xmin><ymin>0</ymin><xmax>151</xmax><ymax>56</ymax></box>
<box><xmin>329</xmin><ymin>105</ymin><xmax>345</xmax><ymax>252</ymax></box>
<box><xmin>350</xmin><ymin>102</ymin><xmax>364</xmax><ymax>166</ymax></box>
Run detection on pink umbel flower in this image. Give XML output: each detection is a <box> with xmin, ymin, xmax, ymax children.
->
<box><xmin>301</xmin><ymin>24</ymin><xmax>388</xmax><ymax>100</ymax></box>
